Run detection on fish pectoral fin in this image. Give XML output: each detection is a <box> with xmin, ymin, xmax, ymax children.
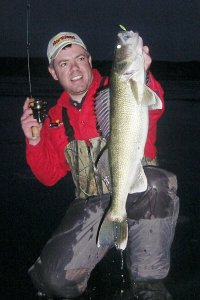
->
<box><xmin>97</xmin><ymin>212</ymin><xmax>128</xmax><ymax>250</ymax></box>
<box><xmin>130</xmin><ymin>80</ymin><xmax>144</xmax><ymax>104</ymax></box>
<box><xmin>128</xmin><ymin>163</ymin><xmax>148</xmax><ymax>193</ymax></box>
<box><xmin>143</xmin><ymin>85</ymin><xmax>163</xmax><ymax>110</ymax></box>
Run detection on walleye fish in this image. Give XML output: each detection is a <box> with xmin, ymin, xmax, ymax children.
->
<box><xmin>97</xmin><ymin>30</ymin><xmax>162</xmax><ymax>250</ymax></box>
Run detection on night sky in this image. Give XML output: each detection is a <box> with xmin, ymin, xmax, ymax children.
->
<box><xmin>1</xmin><ymin>0</ymin><xmax>200</xmax><ymax>61</ymax></box>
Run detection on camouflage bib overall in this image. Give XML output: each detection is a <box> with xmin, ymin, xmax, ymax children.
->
<box><xmin>62</xmin><ymin>107</ymin><xmax>110</xmax><ymax>199</ymax></box>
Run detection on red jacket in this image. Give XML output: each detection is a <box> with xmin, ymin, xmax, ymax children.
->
<box><xmin>26</xmin><ymin>69</ymin><xmax>164</xmax><ymax>186</ymax></box>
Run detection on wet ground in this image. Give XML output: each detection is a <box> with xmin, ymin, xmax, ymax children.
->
<box><xmin>1</xmin><ymin>60</ymin><xmax>200</xmax><ymax>299</ymax></box>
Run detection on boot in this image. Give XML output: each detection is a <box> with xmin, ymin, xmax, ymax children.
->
<box><xmin>131</xmin><ymin>280</ymin><xmax>173</xmax><ymax>300</ymax></box>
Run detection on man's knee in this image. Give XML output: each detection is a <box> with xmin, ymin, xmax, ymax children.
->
<box><xmin>126</xmin><ymin>167</ymin><xmax>179</xmax><ymax>281</ymax></box>
<box><xmin>144</xmin><ymin>166</ymin><xmax>178</xmax><ymax>195</ymax></box>
<box><xmin>144</xmin><ymin>166</ymin><xmax>178</xmax><ymax>218</ymax></box>
<box><xmin>127</xmin><ymin>166</ymin><xmax>179</xmax><ymax>220</ymax></box>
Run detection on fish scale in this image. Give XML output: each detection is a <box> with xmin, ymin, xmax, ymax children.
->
<box><xmin>109</xmin><ymin>75</ymin><xmax>146</xmax><ymax>216</ymax></box>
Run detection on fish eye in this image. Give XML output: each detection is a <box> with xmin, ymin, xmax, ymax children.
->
<box><xmin>117</xmin><ymin>44</ymin><xmax>122</xmax><ymax>49</ymax></box>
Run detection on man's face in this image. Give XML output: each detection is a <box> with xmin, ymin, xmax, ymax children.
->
<box><xmin>48</xmin><ymin>44</ymin><xmax>93</xmax><ymax>101</ymax></box>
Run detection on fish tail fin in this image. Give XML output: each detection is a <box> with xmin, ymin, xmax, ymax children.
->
<box><xmin>97</xmin><ymin>212</ymin><xmax>128</xmax><ymax>250</ymax></box>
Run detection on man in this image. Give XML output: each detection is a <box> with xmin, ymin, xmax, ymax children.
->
<box><xmin>21</xmin><ymin>32</ymin><xmax>179</xmax><ymax>300</ymax></box>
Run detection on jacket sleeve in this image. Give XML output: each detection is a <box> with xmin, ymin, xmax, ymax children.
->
<box><xmin>26</xmin><ymin>113</ymin><xmax>71</xmax><ymax>186</ymax></box>
<box><xmin>144</xmin><ymin>71</ymin><xmax>165</xmax><ymax>158</ymax></box>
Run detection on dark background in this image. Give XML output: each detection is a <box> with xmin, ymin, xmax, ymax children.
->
<box><xmin>1</xmin><ymin>0</ymin><xmax>200</xmax><ymax>61</ymax></box>
<box><xmin>1</xmin><ymin>1</ymin><xmax>200</xmax><ymax>299</ymax></box>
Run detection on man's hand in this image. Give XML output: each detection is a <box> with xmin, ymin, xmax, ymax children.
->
<box><xmin>143</xmin><ymin>46</ymin><xmax>152</xmax><ymax>71</ymax></box>
<box><xmin>21</xmin><ymin>97</ymin><xmax>42</xmax><ymax>145</ymax></box>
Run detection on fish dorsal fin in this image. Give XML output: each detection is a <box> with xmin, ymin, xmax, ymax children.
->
<box><xmin>95</xmin><ymin>87</ymin><xmax>110</xmax><ymax>140</ymax></box>
<box><xmin>128</xmin><ymin>162</ymin><xmax>148</xmax><ymax>194</ymax></box>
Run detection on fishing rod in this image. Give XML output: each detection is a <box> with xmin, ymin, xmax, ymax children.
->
<box><xmin>26</xmin><ymin>0</ymin><xmax>47</xmax><ymax>138</ymax></box>
<box><xmin>26</xmin><ymin>0</ymin><xmax>32</xmax><ymax>97</ymax></box>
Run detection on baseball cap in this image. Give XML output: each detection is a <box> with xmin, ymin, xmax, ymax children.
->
<box><xmin>47</xmin><ymin>32</ymin><xmax>87</xmax><ymax>64</ymax></box>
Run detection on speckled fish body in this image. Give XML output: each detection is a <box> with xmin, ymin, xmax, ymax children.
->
<box><xmin>97</xmin><ymin>30</ymin><xmax>162</xmax><ymax>250</ymax></box>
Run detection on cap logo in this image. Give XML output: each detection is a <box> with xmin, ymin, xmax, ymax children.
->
<box><xmin>53</xmin><ymin>35</ymin><xmax>76</xmax><ymax>46</ymax></box>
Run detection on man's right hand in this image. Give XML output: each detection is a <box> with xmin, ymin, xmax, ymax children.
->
<box><xmin>21</xmin><ymin>97</ymin><xmax>42</xmax><ymax>145</ymax></box>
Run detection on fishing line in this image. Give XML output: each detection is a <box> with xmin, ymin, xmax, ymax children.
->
<box><xmin>26</xmin><ymin>0</ymin><xmax>32</xmax><ymax>97</ymax></box>
<box><xmin>25</xmin><ymin>0</ymin><xmax>47</xmax><ymax>139</ymax></box>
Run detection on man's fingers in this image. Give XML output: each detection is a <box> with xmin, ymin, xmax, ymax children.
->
<box><xmin>23</xmin><ymin>97</ymin><xmax>33</xmax><ymax>111</ymax></box>
<box><xmin>143</xmin><ymin>45</ymin><xmax>150</xmax><ymax>54</ymax></box>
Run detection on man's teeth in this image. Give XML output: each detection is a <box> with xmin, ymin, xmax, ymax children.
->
<box><xmin>72</xmin><ymin>75</ymin><xmax>82</xmax><ymax>81</ymax></box>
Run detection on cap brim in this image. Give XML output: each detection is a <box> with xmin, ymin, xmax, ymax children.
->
<box><xmin>49</xmin><ymin>42</ymin><xmax>87</xmax><ymax>63</ymax></box>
